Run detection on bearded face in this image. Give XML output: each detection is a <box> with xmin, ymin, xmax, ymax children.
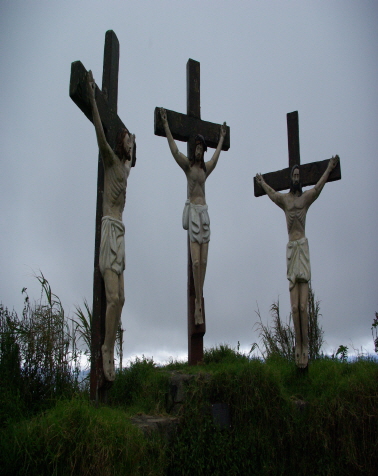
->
<box><xmin>190</xmin><ymin>134</ymin><xmax>207</xmax><ymax>172</ymax></box>
<box><xmin>195</xmin><ymin>143</ymin><xmax>204</xmax><ymax>162</ymax></box>
<box><xmin>290</xmin><ymin>166</ymin><xmax>303</xmax><ymax>195</ymax></box>
<box><xmin>122</xmin><ymin>132</ymin><xmax>134</xmax><ymax>162</ymax></box>
<box><xmin>115</xmin><ymin>128</ymin><xmax>133</xmax><ymax>162</ymax></box>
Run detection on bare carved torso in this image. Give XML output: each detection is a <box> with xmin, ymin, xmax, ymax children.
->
<box><xmin>186</xmin><ymin>165</ymin><xmax>206</xmax><ymax>205</ymax></box>
<box><xmin>283</xmin><ymin>192</ymin><xmax>309</xmax><ymax>241</ymax></box>
<box><xmin>103</xmin><ymin>157</ymin><xmax>129</xmax><ymax>221</ymax></box>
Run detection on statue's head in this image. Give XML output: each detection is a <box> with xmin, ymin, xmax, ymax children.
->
<box><xmin>115</xmin><ymin>127</ymin><xmax>132</xmax><ymax>162</ymax></box>
<box><xmin>191</xmin><ymin>134</ymin><xmax>207</xmax><ymax>171</ymax></box>
<box><xmin>290</xmin><ymin>164</ymin><xmax>303</xmax><ymax>195</ymax></box>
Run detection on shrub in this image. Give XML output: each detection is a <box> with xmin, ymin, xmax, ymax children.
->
<box><xmin>254</xmin><ymin>283</ymin><xmax>324</xmax><ymax>361</ymax></box>
<box><xmin>0</xmin><ymin>273</ymin><xmax>83</xmax><ymax>421</ymax></box>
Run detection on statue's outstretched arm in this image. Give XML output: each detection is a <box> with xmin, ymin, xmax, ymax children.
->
<box><xmin>255</xmin><ymin>174</ymin><xmax>285</xmax><ymax>209</ymax></box>
<box><xmin>160</xmin><ymin>107</ymin><xmax>189</xmax><ymax>171</ymax></box>
<box><xmin>307</xmin><ymin>155</ymin><xmax>339</xmax><ymax>204</ymax></box>
<box><xmin>87</xmin><ymin>71</ymin><xmax>114</xmax><ymax>166</ymax></box>
<box><xmin>206</xmin><ymin>122</ymin><xmax>226</xmax><ymax>177</ymax></box>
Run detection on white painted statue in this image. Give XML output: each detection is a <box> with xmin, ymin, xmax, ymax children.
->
<box><xmin>160</xmin><ymin>108</ymin><xmax>227</xmax><ymax>325</ymax></box>
<box><xmin>88</xmin><ymin>71</ymin><xmax>135</xmax><ymax>381</ymax></box>
<box><xmin>256</xmin><ymin>156</ymin><xmax>339</xmax><ymax>368</ymax></box>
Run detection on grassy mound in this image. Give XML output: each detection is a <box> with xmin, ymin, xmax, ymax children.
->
<box><xmin>1</xmin><ymin>350</ymin><xmax>377</xmax><ymax>475</ymax></box>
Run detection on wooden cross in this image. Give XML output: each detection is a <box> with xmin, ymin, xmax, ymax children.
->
<box><xmin>69</xmin><ymin>30</ymin><xmax>136</xmax><ymax>401</ymax></box>
<box><xmin>254</xmin><ymin>111</ymin><xmax>341</xmax><ymax>197</ymax></box>
<box><xmin>154</xmin><ymin>59</ymin><xmax>230</xmax><ymax>365</ymax></box>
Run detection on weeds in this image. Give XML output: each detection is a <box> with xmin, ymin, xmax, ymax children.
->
<box><xmin>0</xmin><ymin>397</ymin><xmax>167</xmax><ymax>476</ymax></box>
<box><xmin>108</xmin><ymin>355</ymin><xmax>168</xmax><ymax>414</ymax></box>
<box><xmin>0</xmin><ymin>273</ymin><xmax>83</xmax><ymax>421</ymax></box>
<box><xmin>167</xmin><ymin>355</ymin><xmax>378</xmax><ymax>475</ymax></box>
<box><xmin>1</xmin><ymin>342</ymin><xmax>377</xmax><ymax>475</ymax></box>
<box><xmin>73</xmin><ymin>298</ymin><xmax>92</xmax><ymax>369</ymax></box>
<box><xmin>73</xmin><ymin>297</ymin><xmax>125</xmax><ymax>371</ymax></box>
<box><xmin>335</xmin><ymin>344</ymin><xmax>349</xmax><ymax>362</ymax></box>
<box><xmin>372</xmin><ymin>311</ymin><xmax>378</xmax><ymax>353</ymax></box>
<box><xmin>254</xmin><ymin>283</ymin><xmax>324</xmax><ymax>361</ymax></box>
<box><xmin>203</xmin><ymin>343</ymin><xmax>250</xmax><ymax>365</ymax></box>
<box><xmin>1</xmin><ymin>277</ymin><xmax>378</xmax><ymax>475</ymax></box>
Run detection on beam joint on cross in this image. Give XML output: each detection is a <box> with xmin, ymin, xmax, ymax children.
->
<box><xmin>254</xmin><ymin>111</ymin><xmax>341</xmax><ymax>197</ymax></box>
<box><xmin>154</xmin><ymin>108</ymin><xmax>230</xmax><ymax>150</ymax></box>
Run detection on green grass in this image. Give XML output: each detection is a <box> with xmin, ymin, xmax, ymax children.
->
<box><xmin>1</xmin><ymin>349</ymin><xmax>377</xmax><ymax>475</ymax></box>
<box><xmin>0</xmin><ymin>397</ymin><xmax>168</xmax><ymax>476</ymax></box>
<box><xmin>165</xmin><ymin>354</ymin><xmax>378</xmax><ymax>475</ymax></box>
<box><xmin>2</xmin><ymin>278</ymin><xmax>376</xmax><ymax>474</ymax></box>
<box><xmin>108</xmin><ymin>355</ymin><xmax>169</xmax><ymax>414</ymax></box>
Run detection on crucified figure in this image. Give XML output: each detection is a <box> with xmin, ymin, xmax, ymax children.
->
<box><xmin>88</xmin><ymin>71</ymin><xmax>135</xmax><ymax>381</ymax></box>
<box><xmin>256</xmin><ymin>155</ymin><xmax>339</xmax><ymax>368</ymax></box>
<box><xmin>160</xmin><ymin>107</ymin><xmax>226</xmax><ymax>325</ymax></box>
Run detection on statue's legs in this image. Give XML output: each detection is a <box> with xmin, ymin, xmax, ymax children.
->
<box><xmin>200</xmin><ymin>242</ymin><xmax>208</xmax><ymax>291</ymax></box>
<box><xmin>299</xmin><ymin>282</ymin><xmax>309</xmax><ymax>367</ymax></box>
<box><xmin>190</xmin><ymin>241</ymin><xmax>208</xmax><ymax>325</ymax></box>
<box><xmin>290</xmin><ymin>281</ymin><xmax>309</xmax><ymax>368</ymax></box>
<box><xmin>102</xmin><ymin>269</ymin><xmax>125</xmax><ymax>381</ymax></box>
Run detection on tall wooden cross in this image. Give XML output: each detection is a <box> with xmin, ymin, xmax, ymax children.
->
<box><xmin>254</xmin><ymin>111</ymin><xmax>341</xmax><ymax>197</ymax></box>
<box><xmin>69</xmin><ymin>30</ymin><xmax>136</xmax><ymax>401</ymax></box>
<box><xmin>154</xmin><ymin>59</ymin><xmax>230</xmax><ymax>365</ymax></box>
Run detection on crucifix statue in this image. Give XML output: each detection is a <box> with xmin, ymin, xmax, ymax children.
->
<box><xmin>70</xmin><ymin>31</ymin><xmax>136</xmax><ymax>400</ymax></box>
<box><xmin>154</xmin><ymin>59</ymin><xmax>230</xmax><ymax>365</ymax></box>
<box><xmin>254</xmin><ymin>111</ymin><xmax>341</xmax><ymax>369</ymax></box>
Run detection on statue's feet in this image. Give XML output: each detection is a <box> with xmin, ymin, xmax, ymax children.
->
<box><xmin>194</xmin><ymin>299</ymin><xmax>204</xmax><ymax>326</ymax></box>
<box><xmin>295</xmin><ymin>343</ymin><xmax>308</xmax><ymax>369</ymax></box>
<box><xmin>101</xmin><ymin>344</ymin><xmax>115</xmax><ymax>381</ymax></box>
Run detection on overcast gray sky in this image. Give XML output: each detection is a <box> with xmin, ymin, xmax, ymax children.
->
<box><xmin>1</xmin><ymin>1</ymin><xmax>377</xmax><ymax>363</ymax></box>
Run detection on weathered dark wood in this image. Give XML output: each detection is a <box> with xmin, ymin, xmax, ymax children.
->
<box><xmin>70</xmin><ymin>60</ymin><xmax>136</xmax><ymax>166</ymax></box>
<box><xmin>254</xmin><ymin>159</ymin><xmax>342</xmax><ymax>197</ymax></box>
<box><xmin>102</xmin><ymin>30</ymin><xmax>119</xmax><ymax>114</ymax></box>
<box><xmin>185</xmin><ymin>60</ymin><xmax>205</xmax><ymax>365</ymax></box>
<box><xmin>187</xmin><ymin>234</ymin><xmax>206</xmax><ymax>365</ymax></box>
<box><xmin>70</xmin><ymin>61</ymin><xmax>123</xmax><ymax>140</ymax></box>
<box><xmin>70</xmin><ymin>30</ymin><xmax>135</xmax><ymax>402</ymax></box>
<box><xmin>187</xmin><ymin>58</ymin><xmax>200</xmax><ymax>118</ymax></box>
<box><xmin>154</xmin><ymin>58</ymin><xmax>229</xmax><ymax>365</ymax></box>
<box><xmin>254</xmin><ymin>111</ymin><xmax>341</xmax><ymax>197</ymax></box>
<box><xmin>287</xmin><ymin>110</ymin><xmax>300</xmax><ymax>169</ymax></box>
<box><xmin>154</xmin><ymin>108</ymin><xmax>230</xmax><ymax>150</ymax></box>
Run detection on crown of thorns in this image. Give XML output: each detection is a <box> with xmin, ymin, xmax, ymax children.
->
<box><xmin>194</xmin><ymin>134</ymin><xmax>207</xmax><ymax>153</ymax></box>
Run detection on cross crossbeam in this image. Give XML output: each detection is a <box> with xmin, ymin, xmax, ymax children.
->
<box><xmin>154</xmin><ymin>108</ymin><xmax>230</xmax><ymax>150</ymax></box>
<box><xmin>70</xmin><ymin>58</ymin><xmax>136</xmax><ymax>166</ymax></box>
<box><xmin>254</xmin><ymin>111</ymin><xmax>341</xmax><ymax>197</ymax></box>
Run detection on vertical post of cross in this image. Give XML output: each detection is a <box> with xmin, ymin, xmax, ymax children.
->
<box><xmin>186</xmin><ymin>59</ymin><xmax>206</xmax><ymax>365</ymax></box>
<box><xmin>287</xmin><ymin>111</ymin><xmax>300</xmax><ymax>169</ymax></box>
<box><xmin>91</xmin><ymin>31</ymin><xmax>120</xmax><ymax>402</ymax></box>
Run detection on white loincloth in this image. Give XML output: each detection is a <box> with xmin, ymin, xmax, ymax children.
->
<box><xmin>286</xmin><ymin>237</ymin><xmax>311</xmax><ymax>291</ymax></box>
<box><xmin>182</xmin><ymin>199</ymin><xmax>210</xmax><ymax>244</ymax></box>
<box><xmin>99</xmin><ymin>216</ymin><xmax>125</xmax><ymax>276</ymax></box>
